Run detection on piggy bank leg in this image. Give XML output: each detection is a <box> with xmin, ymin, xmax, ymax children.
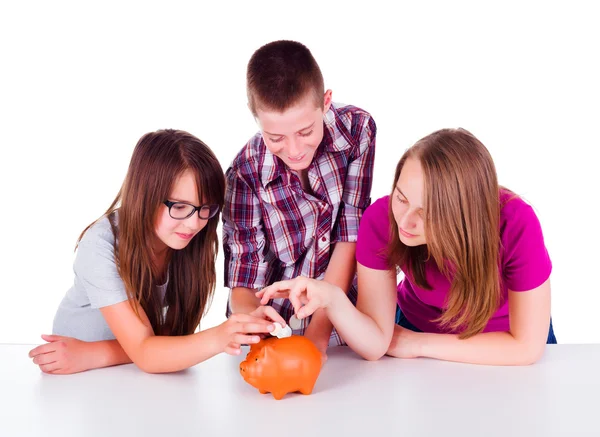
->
<box><xmin>259</xmin><ymin>389</ymin><xmax>269</xmax><ymax>394</ymax></box>
<box><xmin>272</xmin><ymin>391</ymin><xmax>287</xmax><ymax>400</ymax></box>
<box><xmin>299</xmin><ymin>381</ymin><xmax>316</xmax><ymax>395</ymax></box>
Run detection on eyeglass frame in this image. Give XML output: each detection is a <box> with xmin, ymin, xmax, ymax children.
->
<box><xmin>163</xmin><ymin>200</ymin><xmax>220</xmax><ymax>220</ymax></box>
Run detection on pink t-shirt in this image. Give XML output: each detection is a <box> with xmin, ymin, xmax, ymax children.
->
<box><xmin>355</xmin><ymin>192</ymin><xmax>552</xmax><ymax>334</ymax></box>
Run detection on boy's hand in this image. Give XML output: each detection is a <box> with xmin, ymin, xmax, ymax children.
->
<box><xmin>28</xmin><ymin>335</ymin><xmax>94</xmax><ymax>375</ymax></box>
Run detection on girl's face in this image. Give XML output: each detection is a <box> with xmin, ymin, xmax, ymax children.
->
<box><xmin>154</xmin><ymin>169</ymin><xmax>209</xmax><ymax>252</ymax></box>
<box><xmin>391</xmin><ymin>157</ymin><xmax>427</xmax><ymax>247</ymax></box>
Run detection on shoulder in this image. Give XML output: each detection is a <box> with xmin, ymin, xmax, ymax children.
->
<box><xmin>356</xmin><ymin>196</ymin><xmax>391</xmax><ymax>269</ymax></box>
<box><xmin>499</xmin><ymin>190</ymin><xmax>543</xmax><ymax>236</ymax></box>
<box><xmin>325</xmin><ymin>103</ymin><xmax>377</xmax><ymax>152</ymax></box>
<box><xmin>330</xmin><ymin>102</ymin><xmax>376</xmax><ymax>131</ymax></box>
<box><xmin>78</xmin><ymin>215</ymin><xmax>117</xmax><ymax>250</ymax></box>
<box><xmin>359</xmin><ymin>196</ymin><xmax>391</xmax><ymax>246</ymax></box>
<box><xmin>228</xmin><ymin>133</ymin><xmax>264</xmax><ymax>175</ymax></box>
<box><xmin>363</xmin><ymin>195</ymin><xmax>390</xmax><ymax>222</ymax></box>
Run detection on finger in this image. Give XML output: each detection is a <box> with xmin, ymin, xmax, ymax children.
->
<box><xmin>41</xmin><ymin>334</ymin><xmax>66</xmax><ymax>342</ymax></box>
<box><xmin>258</xmin><ymin>280</ymin><xmax>296</xmax><ymax>304</ymax></box>
<box><xmin>33</xmin><ymin>352</ymin><xmax>58</xmax><ymax>366</ymax></box>
<box><xmin>28</xmin><ymin>343</ymin><xmax>56</xmax><ymax>358</ymax></box>
<box><xmin>224</xmin><ymin>346</ymin><xmax>242</xmax><ymax>356</ymax></box>
<box><xmin>224</xmin><ymin>341</ymin><xmax>242</xmax><ymax>355</ymax></box>
<box><xmin>288</xmin><ymin>280</ymin><xmax>309</xmax><ymax>316</ymax></box>
<box><xmin>258</xmin><ymin>288</ymin><xmax>289</xmax><ymax>304</ymax></box>
<box><xmin>39</xmin><ymin>362</ymin><xmax>62</xmax><ymax>373</ymax></box>
<box><xmin>233</xmin><ymin>334</ymin><xmax>261</xmax><ymax>345</ymax></box>
<box><xmin>261</xmin><ymin>306</ymin><xmax>287</xmax><ymax>326</ymax></box>
<box><xmin>297</xmin><ymin>299</ymin><xmax>322</xmax><ymax>319</ymax></box>
<box><xmin>230</xmin><ymin>313</ymin><xmax>274</xmax><ymax>325</ymax></box>
<box><xmin>239</xmin><ymin>322</ymin><xmax>274</xmax><ymax>334</ymax></box>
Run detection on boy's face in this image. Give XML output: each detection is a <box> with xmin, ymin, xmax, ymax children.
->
<box><xmin>255</xmin><ymin>90</ymin><xmax>332</xmax><ymax>171</ymax></box>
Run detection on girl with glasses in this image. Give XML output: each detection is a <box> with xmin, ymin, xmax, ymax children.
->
<box><xmin>29</xmin><ymin>129</ymin><xmax>277</xmax><ymax>374</ymax></box>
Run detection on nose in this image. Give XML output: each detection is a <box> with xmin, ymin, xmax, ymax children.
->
<box><xmin>183</xmin><ymin>212</ymin><xmax>206</xmax><ymax>230</ymax></box>
<box><xmin>399</xmin><ymin>208</ymin><xmax>418</xmax><ymax>230</ymax></box>
<box><xmin>288</xmin><ymin>137</ymin><xmax>303</xmax><ymax>157</ymax></box>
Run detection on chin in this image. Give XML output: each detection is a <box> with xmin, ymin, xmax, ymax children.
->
<box><xmin>399</xmin><ymin>236</ymin><xmax>425</xmax><ymax>247</ymax></box>
<box><xmin>286</xmin><ymin>161</ymin><xmax>310</xmax><ymax>171</ymax></box>
<box><xmin>167</xmin><ymin>240</ymin><xmax>192</xmax><ymax>250</ymax></box>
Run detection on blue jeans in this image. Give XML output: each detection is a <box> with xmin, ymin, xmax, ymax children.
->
<box><xmin>395</xmin><ymin>307</ymin><xmax>557</xmax><ymax>344</ymax></box>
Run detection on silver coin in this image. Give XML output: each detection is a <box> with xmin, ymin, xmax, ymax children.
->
<box><xmin>288</xmin><ymin>314</ymin><xmax>302</xmax><ymax>330</ymax></box>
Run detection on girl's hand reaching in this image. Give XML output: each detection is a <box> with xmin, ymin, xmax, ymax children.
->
<box><xmin>256</xmin><ymin>277</ymin><xmax>343</xmax><ymax>320</ymax></box>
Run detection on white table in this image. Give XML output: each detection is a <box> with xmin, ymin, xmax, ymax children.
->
<box><xmin>2</xmin><ymin>344</ymin><xmax>599</xmax><ymax>437</ymax></box>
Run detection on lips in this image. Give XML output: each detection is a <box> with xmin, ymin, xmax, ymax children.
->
<box><xmin>288</xmin><ymin>153</ymin><xmax>306</xmax><ymax>162</ymax></box>
<box><xmin>175</xmin><ymin>232</ymin><xmax>194</xmax><ymax>240</ymax></box>
<box><xmin>399</xmin><ymin>228</ymin><xmax>417</xmax><ymax>238</ymax></box>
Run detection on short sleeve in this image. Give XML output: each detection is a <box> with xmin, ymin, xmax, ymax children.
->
<box><xmin>501</xmin><ymin>199</ymin><xmax>552</xmax><ymax>292</ymax></box>
<box><xmin>74</xmin><ymin>229</ymin><xmax>128</xmax><ymax>309</ymax></box>
<box><xmin>355</xmin><ymin>196</ymin><xmax>392</xmax><ymax>271</ymax></box>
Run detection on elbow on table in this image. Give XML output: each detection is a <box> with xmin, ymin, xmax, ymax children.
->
<box><xmin>359</xmin><ymin>345</ymin><xmax>388</xmax><ymax>362</ymax></box>
<box><xmin>510</xmin><ymin>341</ymin><xmax>546</xmax><ymax>366</ymax></box>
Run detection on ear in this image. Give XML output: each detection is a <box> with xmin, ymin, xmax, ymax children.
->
<box><xmin>323</xmin><ymin>89</ymin><xmax>333</xmax><ymax>113</ymax></box>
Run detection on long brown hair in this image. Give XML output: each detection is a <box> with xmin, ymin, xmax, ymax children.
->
<box><xmin>388</xmin><ymin>128</ymin><xmax>502</xmax><ymax>338</ymax></box>
<box><xmin>78</xmin><ymin>129</ymin><xmax>225</xmax><ymax>336</ymax></box>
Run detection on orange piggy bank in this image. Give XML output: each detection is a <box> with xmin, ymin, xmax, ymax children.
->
<box><xmin>239</xmin><ymin>336</ymin><xmax>322</xmax><ymax>400</ymax></box>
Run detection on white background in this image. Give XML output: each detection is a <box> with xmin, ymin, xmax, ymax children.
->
<box><xmin>1</xmin><ymin>1</ymin><xmax>598</xmax><ymax>345</ymax></box>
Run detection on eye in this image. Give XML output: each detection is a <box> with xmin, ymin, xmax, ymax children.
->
<box><xmin>396</xmin><ymin>195</ymin><xmax>408</xmax><ymax>204</ymax></box>
<box><xmin>299</xmin><ymin>130</ymin><xmax>313</xmax><ymax>137</ymax></box>
<box><xmin>255</xmin><ymin>358</ymin><xmax>258</xmax><ymax>362</ymax></box>
<box><xmin>269</xmin><ymin>136</ymin><xmax>284</xmax><ymax>143</ymax></box>
<box><xmin>173</xmin><ymin>204</ymin><xmax>187</xmax><ymax>210</ymax></box>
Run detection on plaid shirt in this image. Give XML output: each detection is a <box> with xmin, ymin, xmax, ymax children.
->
<box><xmin>223</xmin><ymin>103</ymin><xmax>376</xmax><ymax>345</ymax></box>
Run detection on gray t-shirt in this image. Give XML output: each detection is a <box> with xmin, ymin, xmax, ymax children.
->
<box><xmin>52</xmin><ymin>215</ymin><xmax>167</xmax><ymax>341</ymax></box>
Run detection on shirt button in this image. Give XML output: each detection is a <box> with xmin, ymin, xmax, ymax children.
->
<box><xmin>321</xmin><ymin>236</ymin><xmax>327</xmax><ymax>242</ymax></box>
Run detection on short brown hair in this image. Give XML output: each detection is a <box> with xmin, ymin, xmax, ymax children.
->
<box><xmin>246</xmin><ymin>40</ymin><xmax>324</xmax><ymax>115</ymax></box>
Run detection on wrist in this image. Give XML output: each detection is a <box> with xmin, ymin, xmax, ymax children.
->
<box><xmin>230</xmin><ymin>287</ymin><xmax>261</xmax><ymax>314</ymax></box>
<box><xmin>324</xmin><ymin>285</ymin><xmax>345</xmax><ymax>313</ymax></box>
<box><xmin>413</xmin><ymin>332</ymin><xmax>427</xmax><ymax>358</ymax></box>
<box><xmin>86</xmin><ymin>341</ymin><xmax>106</xmax><ymax>370</ymax></box>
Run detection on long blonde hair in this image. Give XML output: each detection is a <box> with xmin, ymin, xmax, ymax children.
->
<box><xmin>388</xmin><ymin>128</ymin><xmax>502</xmax><ymax>338</ymax></box>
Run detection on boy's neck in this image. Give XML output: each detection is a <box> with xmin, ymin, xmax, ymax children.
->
<box><xmin>293</xmin><ymin>169</ymin><xmax>312</xmax><ymax>195</ymax></box>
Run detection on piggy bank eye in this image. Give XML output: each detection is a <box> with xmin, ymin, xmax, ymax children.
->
<box><xmin>255</xmin><ymin>358</ymin><xmax>258</xmax><ymax>362</ymax></box>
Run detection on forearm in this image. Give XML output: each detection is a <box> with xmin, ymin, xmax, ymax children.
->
<box><xmin>306</xmin><ymin>242</ymin><xmax>356</xmax><ymax>341</ymax></box>
<box><xmin>135</xmin><ymin>328</ymin><xmax>223</xmax><ymax>373</ymax></box>
<box><xmin>405</xmin><ymin>331</ymin><xmax>546</xmax><ymax>366</ymax></box>
<box><xmin>325</xmin><ymin>289</ymin><xmax>392</xmax><ymax>360</ymax></box>
<box><xmin>88</xmin><ymin>340</ymin><xmax>132</xmax><ymax>369</ymax></box>
<box><xmin>230</xmin><ymin>287</ymin><xmax>261</xmax><ymax>314</ymax></box>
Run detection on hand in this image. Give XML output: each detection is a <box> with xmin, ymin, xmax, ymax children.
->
<box><xmin>248</xmin><ymin>305</ymin><xmax>288</xmax><ymax>340</ymax></box>
<box><xmin>256</xmin><ymin>277</ymin><xmax>343</xmax><ymax>320</ymax></box>
<box><xmin>386</xmin><ymin>325</ymin><xmax>422</xmax><ymax>359</ymax></box>
<box><xmin>28</xmin><ymin>334</ymin><xmax>93</xmax><ymax>375</ymax></box>
<box><xmin>218</xmin><ymin>313</ymin><xmax>275</xmax><ymax>356</ymax></box>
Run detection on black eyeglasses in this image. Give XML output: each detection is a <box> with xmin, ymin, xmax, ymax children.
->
<box><xmin>163</xmin><ymin>200</ymin><xmax>220</xmax><ymax>220</ymax></box>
